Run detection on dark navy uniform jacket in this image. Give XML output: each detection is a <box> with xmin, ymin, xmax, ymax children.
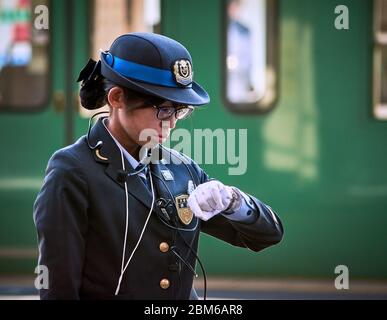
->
<box><xmin>33</xmin><ymin>117</ymin><xmax>284</xmax><ymax>300</ymax></box>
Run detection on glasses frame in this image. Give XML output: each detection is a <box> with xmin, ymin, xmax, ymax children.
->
<box><xmin>152</xmin><ymin>104</ymin><xmax>194</xmax><ymax>120</ymax></box>
<box><xmin>130</xmin><ymin>90</ymin><xmax>195</xmax><ymax>120</ymax></box>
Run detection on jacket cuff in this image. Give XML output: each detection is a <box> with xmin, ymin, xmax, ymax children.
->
<box><xmin>221</xmin><ymin>189</ymin><xmax>258</xmax><ymax>224</ymax></box>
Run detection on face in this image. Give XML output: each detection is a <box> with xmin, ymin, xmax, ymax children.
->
<box><xmin>121</xmin><ymin>101</ymin><xmax>178</xmax><ymax>146</ymax></box>
<box><xmin>107</xmin><ymin>87</ymin><xmax>193</xmax><ymax>152</ymax></box>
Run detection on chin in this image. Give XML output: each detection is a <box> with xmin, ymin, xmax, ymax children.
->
<box><xmin>158</xmin><ymin>136</ymin><xmax>168</xmax><ymax>143</ymax></box>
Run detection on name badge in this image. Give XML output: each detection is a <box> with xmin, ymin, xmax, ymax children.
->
<box><xmin>161</xmin><ymin>170</ymin><xmax>174</xmax><ymax>181</ymax></box>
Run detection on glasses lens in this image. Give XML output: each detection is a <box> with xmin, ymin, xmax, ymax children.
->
<box><xmin>157</xmin><ymin>107</ymin><xmax>175</xmax><ymax>120</ymax></box>
<box><xmin>175</xmin><ymin>106</ymin><xmax>194</xmax><ymax>120</ymax></box>
<box><xmin>155</xmin><ymin>105</ymin><xmax>194</xmax><ymax>120</ymax></box>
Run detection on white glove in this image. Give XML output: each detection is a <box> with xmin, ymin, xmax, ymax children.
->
<box><xmin>187</xmin><ymin>180</ymin><xmax>239</xmax><ymax>221</ymax></box>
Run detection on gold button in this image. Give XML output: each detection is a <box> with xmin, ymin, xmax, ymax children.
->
<box><xmin>160</xmin><ymin>278</ymin><xmax>170</xmax><ymax>289</ymax></box>
<box><xmin>159</xmin><ymin>242</ymin><xmax>169</xmax><ymax>253</ymax></box>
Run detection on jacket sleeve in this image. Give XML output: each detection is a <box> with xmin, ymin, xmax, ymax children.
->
<box><xmin>201</xmin><ymin>196</ymin><xmax>284</xmax><ymax>252</ymax></box>
<box><xmin>33</xmin><ymin>150</ymin><xmax>89</xmax><ymax>299</ymax></box>
<box><xmin>189</xmin><ymin>159</ymin><xmax>284</xmax><ymax>253</ymax></box>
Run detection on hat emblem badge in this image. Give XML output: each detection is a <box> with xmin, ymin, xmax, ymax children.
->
<box><xmin>173</xmin><ymin>60</ymin><xmax>193</xmax><ymax>86</ymax></box>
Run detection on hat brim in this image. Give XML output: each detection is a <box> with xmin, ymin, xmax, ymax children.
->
<box><xmin>101</xmin><ymin>58</ymin><xmax>210</xmax><ymax>106</ymax></box>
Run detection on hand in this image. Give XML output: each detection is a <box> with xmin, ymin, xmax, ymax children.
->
<box><xmin>187</xmin><ymin>180</ymin><xmax>236</xmax><ymax>221</ymax></box>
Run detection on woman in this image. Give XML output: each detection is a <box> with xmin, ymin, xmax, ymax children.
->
<box><xmin>33</xmin><ymin>32</ymin><xmax>283</xmax><ymax>300</ymax></box>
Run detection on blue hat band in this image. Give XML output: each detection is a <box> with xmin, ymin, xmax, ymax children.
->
<box><xmin>102</xmin><ymin>52</ymin><xmax>192</xmax><ymax>89</ymax></box>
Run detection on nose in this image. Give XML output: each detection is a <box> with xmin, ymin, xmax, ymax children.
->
<box><xmin>159</xmin><ymin>115</ymin><xmax>177</xmax><ymax>134</ymax></box>
<box><xmin>168</xmin><ymin>114</ymin><xmax>178</xmax><ymax>129</ymax></box>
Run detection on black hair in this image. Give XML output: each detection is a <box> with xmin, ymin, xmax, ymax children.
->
<box><xmin>79</xmin><ymin>75</ymin><xmax>164</xmax><ymax>110</ymax></box>
<box><xmin>79</xmin><ymin>73</ymin><xmax>107</xmax><ymax>109</ymax></box>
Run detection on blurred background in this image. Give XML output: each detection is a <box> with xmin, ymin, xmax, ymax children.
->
<box><xmin>0</xmin><ymin>0</ymin><xmax>386</xmax><ymax>299</ymax></box>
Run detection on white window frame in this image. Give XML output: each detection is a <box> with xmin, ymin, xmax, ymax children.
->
<box><xmin>373</xmin><ymin>0</ymin><xmax>387</xmax><ymax>120</ymax></box>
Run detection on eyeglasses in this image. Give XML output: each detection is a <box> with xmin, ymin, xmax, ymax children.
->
<box><xmin>153</xmin><ymin>105</ymin><xmax>194</xmax><ymax>120</ymax></box>
<box><xmin>132</xmin><ymin>91</ymin><xmax>194</xmax><ymax>120</ymax></box>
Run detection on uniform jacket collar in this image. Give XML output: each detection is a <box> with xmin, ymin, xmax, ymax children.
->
<box><xmin>88</xmin><ymin>116</ymin><xmax>153</xmax><ymax>209</ymax></box>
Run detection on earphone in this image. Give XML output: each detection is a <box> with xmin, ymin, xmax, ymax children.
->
<box><xmin>86</xmin><ymin>111</ymin><xmax>109</xmax><ymax>150</ymax></box>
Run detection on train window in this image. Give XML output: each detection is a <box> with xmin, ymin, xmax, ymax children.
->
<box><xmin>374</xmin><ymin>0</ymin><xmax>387</xmax><ymax>120</ymax></box>
<box><xmin>91</xmin><ymin>0</ymin><xmax>160</xmax><ymax>59</ymax></box>
<box><xmin>0</xmin><ymin>0</ymin><xmax>50</xmax><ymax>112</ymax></box>
<box><xmin>223</xmin><ymin>0</ymin><xmax>278</xmax><ymax>114</ymax></box>
<box><xmin>80</xmin><ymin>0</ymin><xmax>161</xmax><ymax>117</ymax></box>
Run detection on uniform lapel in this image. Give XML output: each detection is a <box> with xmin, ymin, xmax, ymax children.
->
<box><xmin>89</xmin><ymin>117</ymin><xmax>153</xmax><ymax>209</ymax></box>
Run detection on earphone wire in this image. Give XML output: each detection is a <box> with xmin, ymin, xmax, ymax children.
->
<box><xmin>151</xmin><ymin>170</ymin><xmax>207</xmax><ymax>300</ymax></box>
<box><xmin>115</xmin><ymin>150</ymin><xmax>155</xmax><ymax>295</ymax></box>
<box><xmin>115</xmin><ymin>148</ymin><xmax>129</xmax><ymax>295</ymax></box>
<box><xmin>91</xmin><ymin>117</ymin><xmax>155</xmax><ymax>295</ymax></box>
<box><xmin>86</xmin><ymin>111</ymin><xmax>109</xmax><ymax>149</ymax></box>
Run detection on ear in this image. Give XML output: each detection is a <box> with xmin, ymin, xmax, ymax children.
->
<box><xmin>107</xmin><ymin>86</ymin><xmax>125</xmax><ymax>109</ymax></box>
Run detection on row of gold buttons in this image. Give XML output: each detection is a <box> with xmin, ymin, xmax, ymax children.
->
<box><xmin>159</xmin><ymin>242</ymin><xmax>170</xmax><ymax>289</ymax></box>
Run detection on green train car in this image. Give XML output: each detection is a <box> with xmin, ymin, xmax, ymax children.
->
<box><xmin>0</xmin><ymin>0</ymin><xmax>386</xmax><ymax>281</ymax></box>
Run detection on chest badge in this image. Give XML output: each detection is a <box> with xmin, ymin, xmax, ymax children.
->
<box><xmin>175</xmin><ymin>194</ymin><xmax>193</xmax><ymax>225</ymax></box>
<box><xmin>161</xmin><ymin>169</ymin><xmax>174</xmax><ymax>181</ymax></box>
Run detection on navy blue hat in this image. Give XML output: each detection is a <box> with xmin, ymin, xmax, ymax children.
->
<box><xmin>99</xmin><ymin>32</ymin><xmax>210</xmax><ymax>106</ymax></box>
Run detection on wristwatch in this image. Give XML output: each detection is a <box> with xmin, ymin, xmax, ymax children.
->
<box><xmin>223</xmin><ymin>187</ymin><xmax>243</xmax><ymax>214</ymax></box>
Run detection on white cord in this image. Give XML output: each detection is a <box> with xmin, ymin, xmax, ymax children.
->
<box><xmin>102</xmin><ymin>118</ymin><xmax>155</xmax><ymax>295</ymax></box>
<box><xmin>115</xmin><ymin>149</ymin><xmax>155</xmax><ymax>296</ymax></box>
<box><xmin>117</xmin><ymin>148</ymin><xmax>129</xmax><ymax>292</ymax></box>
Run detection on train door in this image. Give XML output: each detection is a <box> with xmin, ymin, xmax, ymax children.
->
<box><xmin>0</xmin><ymin>0</ymin><xmax>88</xmax><ymax>273</ymax></box>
